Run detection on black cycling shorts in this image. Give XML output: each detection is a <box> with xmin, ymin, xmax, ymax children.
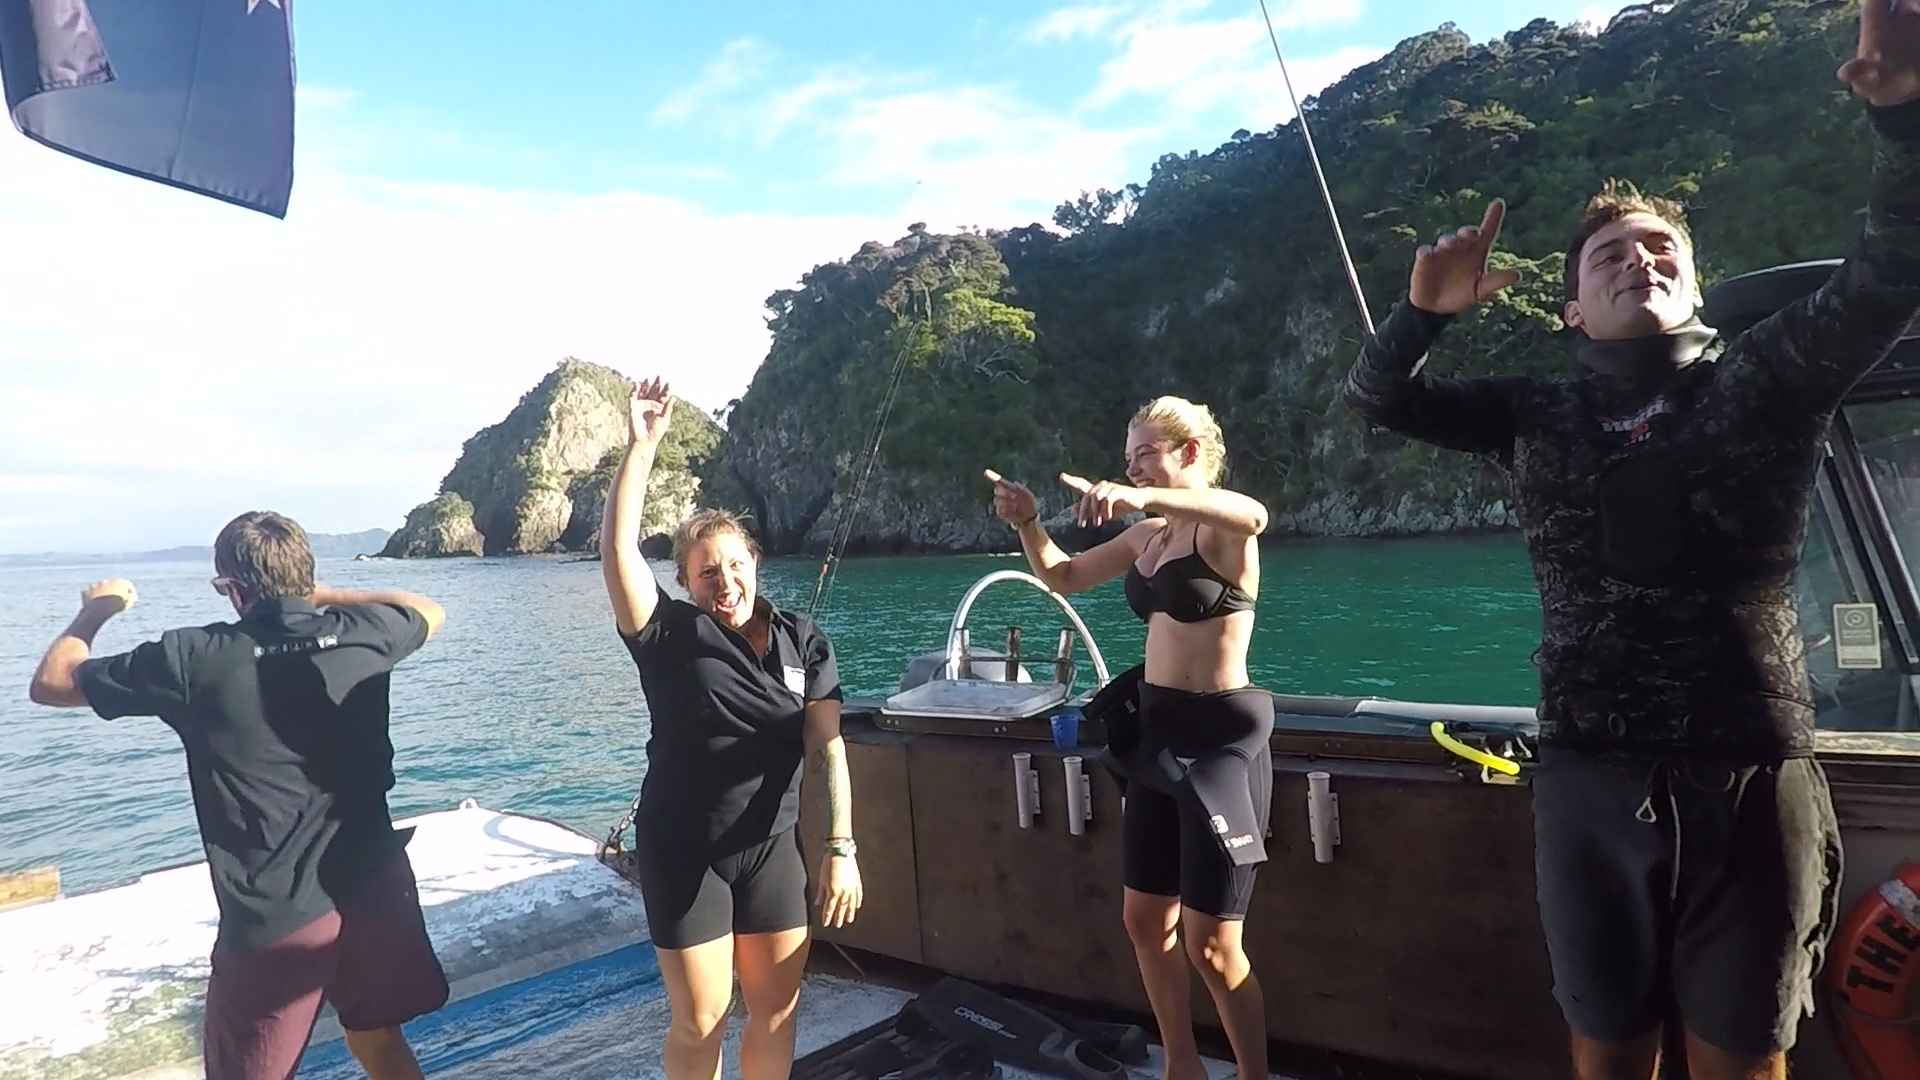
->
<box><xmin>635</xmin><ymin>827</ymin><xmax>810</xmax><ymax>950</ymax></box>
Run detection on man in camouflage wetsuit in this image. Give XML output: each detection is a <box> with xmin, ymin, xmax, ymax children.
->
<box><xmin>1343</xmin><ymin>6</ymin><xmax>1920</xmax><ymax>1079</ymax></box>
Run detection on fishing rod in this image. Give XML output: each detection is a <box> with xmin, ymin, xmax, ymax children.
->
<box><xmin>797</xmin><ymin>311</ymin><xmax>923</xmax><ymax>985</ymax></box>
<box><xmin>807</xmin><ymin>315</ymin><xmax>921</xmax><ymax>616</ymax></box>
<box><xmin>1256</xmin><ymin>0</ymin><xmax>1377</xmax><ymax>339</ymax></box>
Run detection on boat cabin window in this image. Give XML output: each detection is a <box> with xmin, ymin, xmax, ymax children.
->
<box><xmin>1798</xmin><ymin>400</ymin><xmax>1920</xmax><ymax>731</ymax></box>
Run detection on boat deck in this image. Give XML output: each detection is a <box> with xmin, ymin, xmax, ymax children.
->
<box><xmin>1</xmin><ymin>804</ymin><xmax>1270</xmax><ymax>1079</ymax></box>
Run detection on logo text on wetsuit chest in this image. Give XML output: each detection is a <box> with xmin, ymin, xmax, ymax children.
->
<box><xmin>1599</xmin><ymin>397</ymin><xmax>1675</xmax><ymax>446</ymax></box>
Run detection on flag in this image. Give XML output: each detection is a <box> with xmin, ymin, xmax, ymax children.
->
<box><xmin>0</xmin><ymin>0</ymin><xmax>296</xmax><ymax>217</ymax></box>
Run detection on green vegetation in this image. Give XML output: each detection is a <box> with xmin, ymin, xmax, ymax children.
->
<box><xmin>410</xmin><ymin>493</ymin><xmax>477</xmax><ymax>529</ymax></box>
<box><xmin>572</xmin><ymin>400</ymin><xmax>727</xmax><ymax>543</ymax></box>
<box><xmin>724</xmin><ymin>0</ymin><xmax>1869</xmax><ymax>544</ymax></box>
<box><xmin>733</xmin><ymin>227</ymin><xmax>1054</xmax><ymax>490</ymax></box>
<box><xmin>390</xmin><ymin>358</ymin><xmax>729</xmax><ymax>556</ymax></box>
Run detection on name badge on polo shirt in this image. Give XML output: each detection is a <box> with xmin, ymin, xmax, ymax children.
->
<box><xmin>783</xmin><ymin>665</ymin><xmax>807</xmax><ymax>698</ymax></box>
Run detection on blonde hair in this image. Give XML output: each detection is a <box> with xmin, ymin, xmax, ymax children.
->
<box><xmin>1130</xmin><ymin>395</ymin><xmax>1226</xmax><ymax>484</ymax></box>
<box><xmin>672</xmin><ymin>508</ymin><xmax>761</xmax><ymax>585</ymax></box>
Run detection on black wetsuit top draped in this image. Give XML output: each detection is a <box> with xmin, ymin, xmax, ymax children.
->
<box><xmin>1125</xmin><ymin>522</ymin><xmax>1256</xmax><ymax>623</ymax></box>
<box><xmin>1343</xmin><ymin>101</ymin><xmax>1920</xmax><ymax>761</ymax></box>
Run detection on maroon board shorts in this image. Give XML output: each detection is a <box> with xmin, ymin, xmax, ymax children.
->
<box><xmin>202</xmin><ymin>848</ymin><xmax>450</xmax><ymax>1080</ymax></box>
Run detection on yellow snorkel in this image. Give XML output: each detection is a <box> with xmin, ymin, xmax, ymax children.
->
<box><xmin>1430</xmin><ymin>722</ymin><xmax>1523</xmax><ymax>777</ymax></box>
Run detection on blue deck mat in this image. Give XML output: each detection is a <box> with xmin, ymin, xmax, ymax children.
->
<box><xmin>298</xmin><ymin>942</ymin><xmax>663</xmax><ymax>1077</ymax></box>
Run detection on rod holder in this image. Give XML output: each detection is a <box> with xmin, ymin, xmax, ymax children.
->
<box><xmin>1307</xmin><ymin>770</ymin><xmax>1341</xmax><ymax>864</ymax></box>
<box><xmin>1013</xmin><ymin>752</ymin><xmax>1040</xmax><ymax>829</ymax></box>
<box><xmin>1062</xmin><ymin>755</ymin><xmax>1091</xmax><ymax>835</ymax></box>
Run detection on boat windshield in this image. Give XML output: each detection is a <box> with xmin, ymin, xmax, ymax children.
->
<box><xmin>1799</xmin><ymin>399</ymin><xmax>1920</xmax><ymax>731</ymax></box>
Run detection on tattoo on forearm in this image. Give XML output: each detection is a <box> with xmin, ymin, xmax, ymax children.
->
<box><xmin>815</xmin><ymin>743</ymin><xmax>851</xmax><ymax>834</ymax></box>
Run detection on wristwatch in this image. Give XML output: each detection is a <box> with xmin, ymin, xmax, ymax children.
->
<box><xmin>824</xmin><ymin>836</ymin><xmax>857</xmax><ymax>858</ymax></box>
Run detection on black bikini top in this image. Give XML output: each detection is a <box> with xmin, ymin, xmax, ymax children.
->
<box><xmin>1123</xmin><ymin>522</ymin><xmax>1256</xmax><ymax>624</ymax></box>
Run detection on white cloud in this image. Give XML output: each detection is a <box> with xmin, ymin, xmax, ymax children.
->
<box><xmin>1244</xmin><ymin>44</ymin><xmax>1391</xmax><ymax>122</ymax></box>
<box><xmin>673</xmin><ymin>7</ymin><xmax>1383</xmax><ymax>257</ymax></box>
<box><xmin>650</xmin><ymin>38</ymin><xmax>770</xmax><ymax>124</ymax></box>
<box><xmin>821</xmin><ymin>85</ymin><xmax>1156</xmax><ymax>230</ymax></box>
<box><xmin>682</xmin><ymin>2</ymin><xmax>1380</xmax><ymax>235</ymax></box>
<box><xmin>0</xmin><ymin>474</ymin><xmax>119</xmax><ymax>497</ymax></box>
<box><xmin>0</xmin><ymin>2</ymin><xmax>1395</xmax><ymax>552</ymax></box>
<box><xmin>759</xmin><ymin>70</ymin><xmax>875</xmax><ymax>144</ymax></box>
<box><xmin>1576</xmin><ymin>4</ymin><xmax>1630</xmax><ymax>33</ymax></box>
<box><xmin>1025</xmin><ymin>4</ymin><xmax>1132</xmax><ymax>43</ymax></box>
<box><xmin>0</xmin><ymin>113</ymin><xmax>893</xmax><ymax>552</ymax></box>
<box><xmin>1084</xmin><ymin>0</ymin><xmax>1367</xmax><ymax>114</ymax></box>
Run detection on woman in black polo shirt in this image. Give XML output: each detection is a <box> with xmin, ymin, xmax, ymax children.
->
<box><xmin>601</xmin><ymin>376</ymin><xmax>863</xmax><ymax>1079</ymax></box>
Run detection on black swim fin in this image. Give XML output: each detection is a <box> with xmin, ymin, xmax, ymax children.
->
<box><xmin>914</xmin><ymin>977</ymin><xmax>1128</xmax><ymax>1079</ymax></box>
<box><xmin>1031</xmin><ymin>1005</ymin><xmax>1151</xmax><ymax>1067</ymax></box>
<box><xmin>793</xmin><ymin>999</ymin><xmax>999</xmax><ymax>1080</ymax></box>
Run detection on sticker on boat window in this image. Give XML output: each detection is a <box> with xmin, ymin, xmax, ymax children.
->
<box><xmin>1834</xmin><ymin>603</ymin><xmax>1884</xmax><ymax>670</ymax></box>
<box><xmin>784</xmin><ymin>665</ymin><xmax>807</xmax><ymax>696</ymax></box>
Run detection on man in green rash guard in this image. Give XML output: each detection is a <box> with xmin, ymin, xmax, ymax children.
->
<box><xmin>1343</xmin><ymin>5</ymin><xmax>1920</xmax><ymax>1078</ymax></box>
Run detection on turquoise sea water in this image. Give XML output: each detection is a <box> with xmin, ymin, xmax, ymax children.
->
<box><xmin>0</xmin><ymin>535</ymin><xmax>1540</xmax><ymax>892</ymax></box>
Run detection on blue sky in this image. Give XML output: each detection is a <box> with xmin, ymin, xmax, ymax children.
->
<box><xmin>0</xmin><ymin>0</ymin><xmax>1619</xmax><ymax>553</ymax></box>
<box><xmin>290</xmin><ymin>1</ymin><xmax>1609</xmax><ymax>211</ymax></box>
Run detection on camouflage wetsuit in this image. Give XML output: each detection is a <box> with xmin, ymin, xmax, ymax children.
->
<box><xmin>1342</xmin><ymin>102</ymin><xmax>1920</xmax><ymax>1054</ymax></box>
<box><xmin>1346</xmin><ymin>104</ymin><xmax>1920</xmax><ymax>762</ymax></box>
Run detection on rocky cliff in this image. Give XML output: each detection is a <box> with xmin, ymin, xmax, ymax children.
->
<box><xmin>718</xmin><ymin>1</ymin><xmax>1863</xmax><ymax>553</ymax></box>
<box><xmin>383</xmin><ymin>495</ymin><xmax>485</xmax><ymax>558</ymax></box>
<box><xmin>389</xmin><ymin>3</ymin><xmax>1865</xmax><ymax>557</ymax></box>
<box><xmin>381</xmin><ymin>360</ymin><xmax>723</xmax><ymax>557</ymax></box>
<box><xmin>721</xmin><ymin>221</ymin><xmax>1529</xmax><ymax>557</ymax></box>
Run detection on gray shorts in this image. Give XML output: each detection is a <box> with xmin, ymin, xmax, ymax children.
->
<box><xmin>1532</xmin><ymin>748</ymin><xmax>1843</xmax><ymax>1056</ymax></box>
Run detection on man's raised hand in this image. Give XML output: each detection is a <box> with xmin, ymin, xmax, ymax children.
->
<box><xmin>1840</xmin><ymin>0</ymin><xmax>1920</xmax><ymax>107</ymax></box>
<box><xmin>1409</xmin><ymin>199</ymin><xmax>1522</xmax><ymax>315</ymax></box>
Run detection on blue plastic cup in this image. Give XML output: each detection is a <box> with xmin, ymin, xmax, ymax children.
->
<box><xmin>1051</xmin><ymin>707</ymin><xmax>1082</xmax><ymax>751</ymax></box>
